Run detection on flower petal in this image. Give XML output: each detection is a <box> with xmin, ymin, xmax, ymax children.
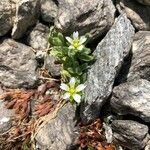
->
<box><xmin>80</xmin><ymin>36</ymin><xmax>87</xmax><ymax>44</ymax></box>
<box><xmin>73</xmin><ymin>31</ymin><xmax>79</xmax><ymax>39</ymax></box>
<box><xmin>73</xmin><ymin>94</ymin><xmax>81</xmax><ymax>103</ymax></box>
<box><xmin>76</xmin><ymin>84</ymin><xmax>86</xmax><ymax>92</ymax></box>
<box><xmin>77</xmin><ymin>45</ymin><xmax>84</xmax><ymax>51</ymax></box>
<box><xmin>63</xmin><ymin>92</ymin><xmax>70</xmax><ymax>99</ymax></box>
<box><xmin>69</xmin><ymin>45</ymin><xmax>75</xmax><ymax>49</ymax></box>
<box><xmin>69</xmin><ymin>77</ymin><xmax>76</xmax><ymax>87</ymax></box>
<box><xmin>66</xmin><ymin>37</ymin><xmax>73</xmax><ymax>44</ymax></box>
<box><xmin>60</xmin><ymin>83</ymin><xmax>69</xmax><ymax>91</ymax></box>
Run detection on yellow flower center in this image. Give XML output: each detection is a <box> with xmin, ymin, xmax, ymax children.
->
<box><xmin>69</xmin><ymin>87</ymin><xmax>76</xmax><ymax>95</ymax></box>
<box><xmin>73</xmin><ymin>39</ymin><xmax>80</xmax><ymax>48</ymax></box>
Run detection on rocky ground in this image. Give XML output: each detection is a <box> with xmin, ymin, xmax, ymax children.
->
<box><xmin>0</xmin><ymin>0</ymin><xmax>150</xmax><ymax>150</ymax></box>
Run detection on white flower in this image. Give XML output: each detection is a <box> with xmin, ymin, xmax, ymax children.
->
<box><xmin>66</xmin><ymin>31</ymin><xmax>87</xmax><ymax>51</ymax></box>
<box><xmin>60</xmin><ymin>77</ymin><xmax>86</xmax><ymax>103</ymax></box>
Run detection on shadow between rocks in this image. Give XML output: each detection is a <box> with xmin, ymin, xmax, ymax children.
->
<box><xmin>114</xmin><ymin>49</ymin><xmax>133</xmax><ymax>86</ymax></box>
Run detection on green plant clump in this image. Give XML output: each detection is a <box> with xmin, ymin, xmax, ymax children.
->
<box><xmin>48</xmin><ymin>27</ymin><xmax>95</xmax><ymax>104</ymax></box>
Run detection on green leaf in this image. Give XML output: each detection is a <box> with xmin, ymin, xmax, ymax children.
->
<box><xmin>75</xmin><ymin>67</ymin><xmax>82</xmax><ymax>75</ymax></box>
<box><xmin>75</xmin><ymin>78</ymin><xmax>81</xmax><ymax>85</ymax></box>
<box><xmin>48</xmin><ymin>37</ymin><xmax>53</xmax><ymax>45</ymax></box>
<box><xmin>85</xmin><ymin>33</ymin><xmax>91</xmax><ymax>43</ymax></box>
<box><xmin>53</xmin><ymin>46</ymin><xmax>63</xmax><ymax>53</ymax></box>
<box><xmin>57</xmin><ymin>32</ymin><xmax>65</xmax><ymax>44</ymax></box>
<box><xmin>81</xmin><ymin>47</ymin><xmax>91</xmax><ymax>54</ymax></box>
<box><xmin>50</xmin><ymin>49</ymin><xmax>57</xmax><ymax>56</ymax></box>
<box><xmin>52</xmin><ymin>37</ymin><xmax>64</xmax><ymax>46</ymax></box>
<box><xmin>63</xmin><ymin>57</ymin><xmax>72</xmax><ymax>67</ymax></box>
<box><xmin>61</xmin><ymin>47</ymin><xmax>69</xmax><ymax>56</ymax></box>
<box><xmin>50</xmin><ymin>48</ymin><xmax>63</xmax><ymax>58</ymax></box>
<box><xmin>61</xmin><ymin>69</ymin><xmax>71</xmax><ymax>81</ymax></box>
<box><xmin>74</xmin><ymin>60</ymin><xmax>80</xmax><ymax>66</ymax></box>
<box><xmin>69</xmin><ymin>97</ymin><xmax>75</xmax><ymax>104</ymax></box>
<box><xmin>67</xmin><ymin>67</ymin><xmax>75</xmax><ymax>74</ymax></box>
<box><xmin>80</xmin><ymin>63</ymin><xmax>88</xmax><ymax>71</ymax></box>
<box><xmin>79</xmin><ymin>54</ymin><xmax>94</xmax><ymax>62</ymax></box>
<box><xmin>80</xmin><ymin>73</ymin><xmax>87</xmax><ymax>83</ymax></box>
<box><xmin>68</xmin><ymin>48</ymin><xmax>76</xmax><ymax>57</ymax></box>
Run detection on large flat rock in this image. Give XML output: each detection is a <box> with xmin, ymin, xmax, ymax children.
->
<box><xmin>35</xmin><ymin>103</ymin><xmax>78</xmax><ymax>150</ymax></box>
<box><xmin>0</xmin><ymin>0</ymin><xmax>15</xmax><ymax>36</ymax></box>
<box><xmin>127</xmin><ymin>31</ymin><xmax>150</xmax><ymax>81</ymax></box>
<box><xmin>117</xmin><ymin>0</ymin><xmax>150</xmax><ymax>31</ymax></box>
<box><xmin>80</xmin><ymin>14</ymin><xmax>135</xmax><ymax>124</ymax></box>
<box><xmin>12</xmin><ymin>0</ymin><xmax>40</xmax><ymax>39</ymax></box>
<box><xmin>44</xmin><ymin>55</ymin><xmax>61</xmax><ymax>78</ymax></box>
<box><xmin>27</xmin><ymin>23</ymin><xmax>49</xmax><ymax>51</ymax></box>
<box><xmin>112</xmin><ymin>120</ymin><xmax>149</xmax><ymax>150</ymax></box>
<box><xmin>111</xmin><ymin>79</ymin><xmax>150</xmax><ymax>122</ymax></box>
<box><xmin>40</xmin><ymin>0</ymin><xmax>58</xmax><ymax>23</ymax></box>
<box><xmin>55</xmin><ymin>0</ymin><xmax>116</xmax><ymax>40</ymax></box>
<box><xmin>0</xmin><ymin>39</ymin><xmax>38</xmax><ymax>88</ymax></box>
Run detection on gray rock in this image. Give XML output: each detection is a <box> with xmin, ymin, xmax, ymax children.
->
<box><xmin>0</xmin><ymin>101</ymin><xmax>14</xmax><ymax>133</ymax></box>
<box><xmin>55</xmin><ymin>0</ymin><xmax>116</xmax><ymax>40</ymax></box>
<box><xmin>117</xmin><ymin>0</ymin><xmax>150</xmax><ymax>31</ymax></box>
<box><xmin>35</xmin><ymin>50</ymin><xmax>46</xmax><ymax>61</ymax></box>
<box><xmin>111</xmin><ymin>79</ymin><xmax>150</xmax><ymax>122</ymax></box>
<box><xmin>44</xmin><ymin>55</ymin><xmax>61</xmax><ymax>77</ymax></box>
<box><xmin>127</xmin><ymin>31</ymin><xmax>150</xmax><ymax>81</ymax></box>
<box><xmin>0</xmin><ymin>39</ymin><xmax>38</xmax><ymax>88</ymax></box>
<box><xmin>35</xmin><ymin>103</ymin><xmax>78</xmax><ymax>150</ymax></box>
<box><xmin>41</xmin><ymin>0</ymin><xmax>58</xmax><ymax>23</ymax></box>
<box><xmin>27</xmin><ymin>23</ymin><xmax>49</xmax><ymax>51</ymax></box>
<box><xmin>11</xmin><ymin>0</ymin><xmax>18</xmax><ymax>2</ymax></box>
<box><xmin>112</xmin><ymin>120</ymin><xmax>149</xmax><ymax>150</ymax></box>
<box><xmin>145</xmin><ymin>140</ymin><xmax>150</xmax><ymax>150</ymax></box>
<box><xmin>136</xmin><ymin>0</ymin><xmax>150</xmax><ymax>6</ymax></box>
<box><xmin>12</xmin><ymin>0</ymin><xmax>40</xmax><ymax>39</ymax></box>
<box><xmin>80</xmin><ymin>14</ymin><xmax>135</xmax><ymax>124</ymax></box>
<box><xmin>0</xmin><ymin>0</ymin><xmax>16</xmax><ymax>36</ymax></box>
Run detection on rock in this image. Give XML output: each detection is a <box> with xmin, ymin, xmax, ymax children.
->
<box><xmin>35</xmin><ymin>103</ymin><xmax>78</xmax><ymax>150</ymax></box>
<box><xmin>27</xmin><ymin>23</ymin><xmax>49</xmax><ymax>51</ymax></box>
<box><xmin>127</xmin><ymin>31</ymin><xmax>150</xmax><ymax>81</ymax></box>
<box><xmin>0</xmin><ymin>0</ymin><xmax>16</xmax><ymax>36</ymax></box>
<box><xmin>0</xmin><ymin>39</ymin><xmax>38</xmax><ymax>88</ymax></box>
<box><xmin>145</xmin><ymin>140</ymin><xmax>150</xmax><ymax>150</ymax></box>
<box><xmin>0</xmin><ymin>101</ymin><xmax>14</xmax><ymax>133</ymax></box>
<box><xmin>111</xmin><ymin>79</ymin><xmax>150</xmax><ymax>122</ymax></box>
<box><xmin>55</xmin><ymin>0</ymin><xmax>116</xmax><ymax>40</ymax></box>
<box><xmin>41</xmin><ymin>0</ymin><xmax>58</xmax><ymax>23</ymax></box>
<box><xmin>44</xmin><ymin>55</ymin><xmax>61</xmax><ymax>77</ymax></box>
<box><xmin>80</xmin><ymin>14</ymin><xmax>135</xmax><ymax>124</ymax></box>
<box><xmin>35</xmin><ymin>50</ymin><xmax>46</xmax><ymax>62</ymax></box>
<box><xmin>115</xmin><ymin>145</ymin><xmax>124</xmax><ymax>150</ymax></box>
<box><xmin>12</xmin><ymin>0</ymin><xmax>40</xmax><ymax>39</ymax></box>
<box><xmin>112</xmin><ymin>120</ymin><xmax>149</xmax><ymax>150</ymax></box>
<box><xmin>103</xmin><ymin>123</ymin><xmax>113</xmax><ymax>144</ymax></box>
<box><xmin>117</xmin><ymin>0</ymin><xmax>150</xmax><ymax>31</ymax></box>
<box><xmin>136</xmin><ymin>0</ymin><xmax>150</xmax><ymax>6</ymax></box>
